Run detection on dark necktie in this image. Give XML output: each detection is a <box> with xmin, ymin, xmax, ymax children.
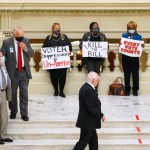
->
<box><xmin>0</xmin><ymin>67</ymin><xmax>7</xmax><ymax>90</ymax></box>
<box><xmin>17</xmin><ymin>43</ymin><xmax>22</xmax><ymax>71</ymax></box>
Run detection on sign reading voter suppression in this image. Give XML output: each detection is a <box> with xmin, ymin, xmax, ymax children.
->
<box><xmin>41</xmin><ymin>45</ymin><xmax>71</xmax><ymax>70</ymax></box>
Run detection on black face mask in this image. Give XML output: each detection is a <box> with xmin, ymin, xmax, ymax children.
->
<box><xmin>15</xmin><ymin>37</ymin><xmax>24</xmax><ymax>42</ymax></box>
<box><xmin>92</xmin><ymin>27</ymin><xmax>100</xmax><ymax>34</ymax></box>
<box><xmin>53</xmin><ymin>30</ymin><xmax>60</xmax><ymax>36</ymax></box>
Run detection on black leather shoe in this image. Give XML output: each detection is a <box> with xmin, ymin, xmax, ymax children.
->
<box><xmin>54</xmin><ymin>91</ymin><xmax>59</xmax><ymax>96</ymax></box>
<box><xmin>59</xmin><ymin>92</ymin><xmax>66</xmax><ymax>98</ymax></box>
<box><xmin>125</xmin><ymin>92</ymin><xmax>130</xmax><ymax>96</ymax></box>
<box><xmin>21</xmin><ymin>116</ymin><xmax>29</xmax><ymax>121</ymax></box>
<box><xmin>133</xmin><ymin>92</ymin><xmax>138</xmax><ymax>96</ymax></box>
<box><xmin>10</xmin><ymin>114</ymin><xmax>16</xmax><ymax>119</ymax></box>
<box><xmin>0</xmin><ymin>139</ymin><xmax>5</xmax><ymax>145</ymax></box>
<box><xmin>2</xmin><ymin>138</ymin><xmax>13</xmax><ymax>142</ymax></box>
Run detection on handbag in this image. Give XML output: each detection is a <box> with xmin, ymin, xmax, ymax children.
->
<box><xmin>108</xmin><ymin>77</ymin><xmax>125</xmax><ymax>96</ymax></box>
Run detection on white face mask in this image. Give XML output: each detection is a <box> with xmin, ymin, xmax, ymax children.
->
<box><xmin>0</xmin><ymin>56</ymin><xmax>5</xmax><ymax>63</ymax></box>
<box><xmin>128</xmin><ymin>29</ymin><xmax>135</xmax><ymax>34</ymax></box>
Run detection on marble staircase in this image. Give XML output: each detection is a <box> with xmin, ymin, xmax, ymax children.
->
<box><xmin>1</xmin><ymin>95</ymin><xmax>150</xmax><ymax>150</ymax></box>
<box><xmin>2</xmin><ymin>120</ymin><xmax>150</xmax><ymax>150</ymax></box>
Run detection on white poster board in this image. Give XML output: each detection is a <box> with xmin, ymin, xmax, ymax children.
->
<box><xmin>82</xmin><ymin>41</ymin><xmax>108</xmax><ymax>58</ymax></box>
<box><xmin>119</xmin><ymin>38</ymin><xmax>144</xmax><ymax>57</ymax></box>
<box><xmin>41</xmin><ymin>45</ymin><xmax>70</xmax><ymax>70</ymax></box>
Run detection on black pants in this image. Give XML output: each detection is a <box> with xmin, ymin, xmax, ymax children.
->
<box><xmin>86</xmin><ymin>59</ymin><xmax>104</xmax><ymax>91</ymax></box>
<box><xmin>73</xmin><ymin>129</ymin><xmax>98</xmax><ymax>150</ymax></box>
<box><xmin>86</xmin><ymin>59</ymin><xmax>104</xmax><ymax>75</ymax></box>
<box><xmin>49</xmin><ymin>68</ymin><xmax>67</xmax><ymax>93</ymax></box>
<box><xmin>122</xmin><ymin>55</ymin><xmax>139</xmax><ymax>93</ymax></box>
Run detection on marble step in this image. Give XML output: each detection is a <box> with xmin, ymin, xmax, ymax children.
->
<box><xmin>8</xmin><ymin>120</ymin><xmax>150</xmax><ymax>128</ymax></box>
<box><xmin>7</xmin><ymin>127</ymin><xmax>150</xmax><ymax>140</ymax></box>
<box><xmin>30</xmin><ymin>71</ymin><xmax>150</xmax><ymax>83</ymax></box>
<box><xmin>29</xmin><ymin>71</ymin><xmax>150</xmax><ymax>94</ymax></box>
<box><xmin>28</xmin><ymin>82</ymin><xmax>150</xmax><ymax>94</ymax></box>
<box><xmin>0</xmin><ymin>139</ymin><xmax>150</xmax><ymax>150</ymax></box>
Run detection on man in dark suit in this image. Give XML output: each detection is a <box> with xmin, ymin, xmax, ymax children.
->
<box><xmin>73</xmin><ymin>71</ymin><xmax>105</xmax><ymax>150</ymax></box>
<box><xmin>0</xmin><ymin>52</ymin><xmax>13</xmax><ymax>144</ymax></box>
<box><xmin>1</xmin><ymin>27</ymin><xmax>34</xmax><ymax>121</ymax></box>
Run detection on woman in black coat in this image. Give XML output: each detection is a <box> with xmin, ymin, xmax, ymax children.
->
<box><xmin>42</xmin><ymin>23</ymin><xmax>72</xmax><ymax>98</ymax></box>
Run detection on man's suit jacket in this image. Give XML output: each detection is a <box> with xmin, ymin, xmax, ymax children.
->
<box><xmin>0</xmin><ymin>63</ymin><xmax>11</xmax><ymax>139</ymax></box>
<box><xmin>76</xmin><ymin>83</ymin><xmax>104</xmax><ymax>130</ymax></box>
<box><xmin>1</xmin><ymin>37</ymin><xmax>34</xmax><ymax>80</ymax></box>
<box><xmin>0</xmin><ymin>63</ymin><xmax>11</xmax><ymax>102</ymax></box>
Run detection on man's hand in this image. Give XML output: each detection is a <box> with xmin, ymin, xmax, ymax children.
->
<box><xmin>19</xmin><ymin>42</ymin><xmax>27</xmax><ymax>51</ymax></box>
<box><xmin>101</xmin><ymin>116</ymin><xmax>106</xmax><ymax>122</ymax></box>
<box><xmin>119</xmin><ymin>41</ymin><xmax>122</xmax><ymax>46</ymax></box>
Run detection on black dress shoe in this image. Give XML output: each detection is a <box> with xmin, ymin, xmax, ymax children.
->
<box><xmin>59</xmin><ymin>92</ymin><xmax>66</xmax><ymax>98</ymax></box>
<box><xmin>125</xmin><ymin>91</ymin><xmax>130</xmax><ymax>96</ymax></box>
<box><xmin>10</xmin><ymin>114</ymin><xmax>16</xmax><ymax>119</ymax></box>
<box><xmin>54</xmin><ymin>91</ymin><xmax>59</xmax><ymax>96</ymax></box>
<box><xmin>2</xmin><ymin>138</ymin><xmax>13</xmax><ymax>142</ymax></box>
<box><xmin>21</xmin><ymin>116</ymin><xmax>29</xmax><ymax>121</ymax></box>
<box><xmin>125</xmin><ymin>93</ymin><xmax>130</xmax><ymax>96</ymax></box>
<box><xmin>133</xmin><ymin>92</ymin><xmax>138</xmax><ymax>96</ymax></box>
<box><xmin>0</xmin><ymin>139</ymin><xmax>5</xmax><ymax>145</ymax></box>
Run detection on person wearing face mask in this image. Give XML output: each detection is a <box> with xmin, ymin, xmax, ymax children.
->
<box><xmin>1</xmin><ymin>27</ymin><xmax>34</xmax><ymax>121</ymax></box>
<box><xmin>121</xmin><ymin>21</ymin><xmax>144</xmax><ymax>96</ymax></box>
<box><xmin>0</xmin><ymin>52</ymin><xmax>13</xmax><ymax>145</ymax></box>
<box><xmin>42</xmin><ymin>23</ymin><xmax>72</xmax><ymax>98</ymax></box>
<box><xmin>79</xmin><ymin>22</ymin><xmax>108</xmax><ymax>91</ymax></box>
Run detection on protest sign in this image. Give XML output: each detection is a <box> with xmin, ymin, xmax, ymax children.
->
<box><xmin>119</xmin><ymin>38</ymin><xmax>144</xmax><ymax>57</ymax></box>
<box><xmin>41</xmin><ymin>45</ymin><xmax>70</xmax><ymax>70</ymax></box>
<box><xmin>82</xmin><ymin>41</ymin><xmax>108</xmax><ymax>58</ymax></box>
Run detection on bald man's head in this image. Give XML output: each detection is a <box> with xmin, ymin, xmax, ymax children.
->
<box><xmin>13</xmin><ymin>27</ymin><xmax>24</xmax><ymax>42</ymax></box>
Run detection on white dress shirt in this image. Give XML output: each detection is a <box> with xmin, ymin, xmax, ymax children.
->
<box><xmin>87</xmin><ymin>82</ymin><xmax>95</xmax><ymax>90</ymax></box>
<box><xmin>14</xmin><ymin>38</ymin><xmax>25</xmax><ymax>68</ymax></box>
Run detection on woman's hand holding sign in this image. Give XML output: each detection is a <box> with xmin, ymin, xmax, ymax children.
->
<box><xmin>119</xmin><ymin>41</ymin><xmax>122</xmax><ymax>46</ymax></box>
<box><xmin>141</xmin><ymin>44</ymin><xmax>145</xmax><ymax>48</ymax></box>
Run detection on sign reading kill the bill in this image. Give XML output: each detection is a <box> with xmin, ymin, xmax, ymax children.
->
<box><xmin>41</xmin><ymin>45</ymin><xmax>70</xmax><ymax>70</ymax></box>
<box><xmin>119</xmin><ymin>38</ymin><xmax>144</xmax><ymax>57</ymax></box>
<box><xmin>82</xmin><ymin>41</ymin><xmax>108</xmax><ymax>58</ymax></box>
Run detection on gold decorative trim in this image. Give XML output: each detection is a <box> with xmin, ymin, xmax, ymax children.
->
<box><xmin>1</xmin><ymin>9</ymin><xmax>150</xmax><ymax>15</ymax></box>
<box><xmin>0</xmin><ymin>3</ymin><xmax>150</xmax><ymax>14</ymax></box>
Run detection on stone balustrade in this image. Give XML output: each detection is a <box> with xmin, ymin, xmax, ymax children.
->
<box><xmin>1</xmin><ymin>36</ymin><xmax>150</xmax><ymax>94</ymax></box>
<box><xmin>31</xmin><ymin>43</ymin><xmax>150</xmax><ymax>73</ymax></box>
<box><xmin>27</xmin><ymin>43</ymin><xmax>150</xmax><ymax>95</ymax></box>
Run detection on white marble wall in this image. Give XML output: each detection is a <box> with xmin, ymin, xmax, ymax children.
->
<box><xmin>0</xmin><ymin>1</ymin><xmax>150</xmax><ymax>39</ymax></box>
<box><xmin>0</xmin><ymin>0</ymin><xmax>150</xmax><ymax>3</ymax></box>
<box><xmin>0</xmin><ymin>1</ymin><xmax>150</xmax><ymax>95</ymax></box>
